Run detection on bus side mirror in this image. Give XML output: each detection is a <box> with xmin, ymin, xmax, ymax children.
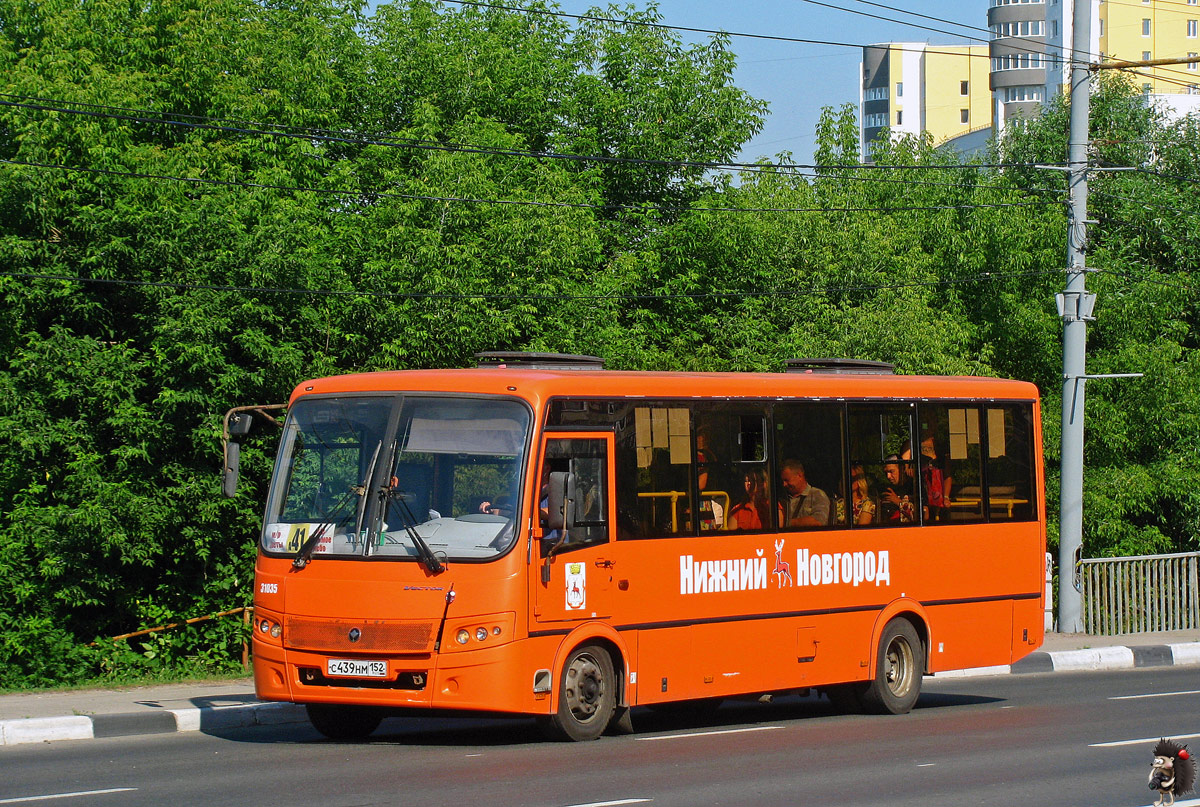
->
<box><xmin>545</xmin><ymin>471</ymin><xmax>576</xmax><ymax>531</ymax></box>
<box><xmin>222</xmin><ymin>412</ymin><xmax>253</xmax><ymax>498</ymax></box>
<box><xmin>223</xmin><ymin>441</ymin><xmax>241</xmax><ymax>498</ymax></box>
<box><xmin>228</xmin><ymin>412</ymin><xmax>253</xmax><ymax>436</ymax></box>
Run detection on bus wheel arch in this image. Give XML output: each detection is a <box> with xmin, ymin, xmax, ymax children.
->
<box><xmin>871</xmin><ymin>602</ymin><xmax>931</xmax><ymax>675</ymax></box>
<box><xmin>539</xmin><ymin>642</ymin><xmax>617</xmax><ymax>741</ymax></box>
<box><xmin>540</xmin><ymin>626</ymin><xmax>629</xmax><ymax>741</ymax></box>
<box><xmin>862</xmin><ymin>614</ymin><xmax>925</xmax><ymax>715</ymax></box>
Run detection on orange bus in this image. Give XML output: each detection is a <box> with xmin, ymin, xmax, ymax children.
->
<box><xmin>243</xmin><ymin>353</ymin><xmax>1045</xmax><ymax>741</ymax></box>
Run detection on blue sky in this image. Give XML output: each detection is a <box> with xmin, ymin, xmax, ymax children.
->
<box><xmin>551</xmin><ymin>0</ymin><xmax>992</xmax><ymax>164</ymax></box>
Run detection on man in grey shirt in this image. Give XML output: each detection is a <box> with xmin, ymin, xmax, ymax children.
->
<box><xmin>779</xmin><ymin>459</ymin><xmax>830</xmax><ymax>528</ymax></box>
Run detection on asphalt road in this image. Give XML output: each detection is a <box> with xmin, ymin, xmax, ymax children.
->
<box><xmin>2</xmin><ymin>667</ymin><xmax>1198</xmax><ymax>807</ymax></box>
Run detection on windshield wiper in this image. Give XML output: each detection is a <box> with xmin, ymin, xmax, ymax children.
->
<box><xmin>293</xmin><ymin>440</ymin><xmax>381</xmax><ymax>570</ymax></box>
<box><xmin>383</xmin><ymin>487</ymin><xmax>446</xmax><ymax>575</ymax></box>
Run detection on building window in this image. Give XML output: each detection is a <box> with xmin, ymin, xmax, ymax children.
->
<box><xmin>1143</xmin><ymin>82</ymin><xmax>1152</xmax><ymax>95</ymax></box>
<box><xmin>960</xmin><ymin>80</ymin><xmax>969</xmax><ymax>95</ymax></box>
<box><xmin>896</xmin><ymin>81</ymin><xmax>903</xmax><ymax>97</ymax></box>
<box><xmin>1189</xmin><ymin>52</ymin><xmax>1197</xmax><ymax>70</ymax></box>
<box><xmin>960</xmin><ymin>109</ymin><xmax>969</xmax><ymax>124</ymax></box>
<box><xmin>897</xmin><ymin>110</ymin><xmax>903</xmax><ymax>125</ymax></box>
<box><xmin>1189</xmin><ymin>19</ymin><xmax>1198</xmax><ymax>37</ymax></box>
<box><xmin>1005</xmin><ymin>85</ymin><xmax>1043</xmax><ymax>102</ymax></box>
<box><xmin>1143</xmin><ymin>18</ymin><xmax>1151</xmax><ymax>37</ymax></box>
<box><xmin>1143</xmin><ymin>51</ymin><xmax>1152</xmax><ymax>61</ymax></box>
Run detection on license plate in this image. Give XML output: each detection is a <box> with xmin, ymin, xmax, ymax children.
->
<box><xmin>326</xmin><ymin>658</ymin><xmax>388</xmax><ymax>678</ymax></box>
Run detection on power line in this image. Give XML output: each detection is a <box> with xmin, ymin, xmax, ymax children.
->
<box><xmin>0</xmin><ymin>157</ymin><xmax>1059</xmax><ymax>214</ymax></box>
<box><xmin>0</xmin><ymin>267</ymin><xmax>1066</xmax><ymax>302</ymax></box>
<box><xmin>0</xmin><ymin>93</ymin><xmax>1062</xmax><ymax>176</ymax></box>
<box><xmin>797</xmin><ymin>0</ymin><xmax>989</xmax><ymax>45</ymax></box>
<box><xmin>439</xmin><ymin>0</ymin><xmax>1027</xmax><ymax>63</ymax></box>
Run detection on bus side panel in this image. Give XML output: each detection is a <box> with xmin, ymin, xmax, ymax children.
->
<box><xmin>1011</xmin><ymin>596</ymin><xmax>1044</xmax><ymax>663</ymax></box>
<box><xmin>633</xmin><ymin>612</ymin><xmax>873</xmax><ymax>704</ymax></box>
<box><xmin>925</xmin><ymin>599</ymin><xmax>1013</xmax><ymax>672</ymax></box>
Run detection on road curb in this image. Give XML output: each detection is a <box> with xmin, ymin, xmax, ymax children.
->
<box><xmin>938</xmin><ymin>641</ymin><xmax>1200</xmax><ymax>679</ymax></box>
<box><xmin>0</xmin><ymin>702</ymin><xmax>308</xmax><ymax>747</ymax></box>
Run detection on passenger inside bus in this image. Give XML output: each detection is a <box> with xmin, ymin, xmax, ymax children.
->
<box><xmin>728</xmin><ymin>469</ymin><xmax>768</xmax><ymax>531</ymax></box>
<box><xmin>850</xmin><ymin>463</ymin><xmax>877</xmax><ymax>525</ymax></box>
<box><xmin>880</xmin><ymin>455</ymin><xmax>916</xmax><ymax>523</ymax></box>
<box><xmin>778</xmin><ymin>459</ymin><xmax>831</xmax><ymax>528</ymax></box>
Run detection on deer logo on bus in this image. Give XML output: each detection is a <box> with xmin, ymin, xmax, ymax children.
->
<box><xmin>772</xmin><ymin>539</ymin><xmax>793</xmax><ymax>587</ymax></box>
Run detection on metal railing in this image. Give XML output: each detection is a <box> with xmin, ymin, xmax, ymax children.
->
<box><xmin>1081</xmin><ymin>552</ymin><xmax>1200</xmax><ymax>635</ymax></box>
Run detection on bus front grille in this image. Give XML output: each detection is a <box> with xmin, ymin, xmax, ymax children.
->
<box><xmin>285</xmin><ymin>617</ymin><xmax>436</xmax><ymax>653</ymax></box>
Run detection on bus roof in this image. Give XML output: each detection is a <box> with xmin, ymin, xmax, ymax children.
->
<box><xmin>289</xmin><ymin>368</ymin><xmax>1041</xmax><ymax>405</ymax></box>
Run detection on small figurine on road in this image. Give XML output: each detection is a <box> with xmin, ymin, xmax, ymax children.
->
<box><xmin>1149</xmin><ymin>738</ymin><xmax>1196</xmax><ymax>807</ymax></box>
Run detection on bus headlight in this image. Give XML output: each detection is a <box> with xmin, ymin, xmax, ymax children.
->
<box><xmin>441</xmin><ymin>613</ymin><xmax>516</xmax><ymax>653</ymax></box>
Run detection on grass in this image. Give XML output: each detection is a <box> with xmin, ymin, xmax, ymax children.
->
<box><xmin>0</xmin><ymin>668</ymin><xmax>252</xmax><ymax>697</ymax></box>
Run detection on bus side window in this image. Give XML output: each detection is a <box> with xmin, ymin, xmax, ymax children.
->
<box><xmin>629</xmin><ymin>406</ymin><xmax>692</xmax><ymax>536</ymax></box>
<box><xmin>848</xmin><ymin>405</ymin><xmax>917</xmax><ymax>527</ymax></box>
<box><xmin>773</xmin><ymin>403</ymin><xmax>846</xmax><ymax>529</ymax></box>
<box><xmin>921</xmin><ymin>404</ymin><xmax>985</xmax><ymax>523</ymax></box>
<box><xmin>984</xmin><ymin>405</ymin><xmax>1036</xmax><ymax>521</ymax></box>
<box><xmin>541</xmin><ymin>438</ymin><xmax>609</xmax><ymax>551</ymax></box>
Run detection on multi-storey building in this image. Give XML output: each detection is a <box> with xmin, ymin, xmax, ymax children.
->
<box><xmin>860</xmin><ymin>1</ymin><xmax>1200</xmax><ymax>160</ymax></box>
<box><xmin>860</xmin><ymin>43</ymin><xmax>992</xmax><ymax>161</ymax></box>
<box><xmin>989</xmin><ymin>0</ymin><xmax>1052</xmax><ymax>129</ymax></box>
<box><xmin>1089</xmin><ymin>0</ymin><xmax>1200</xmax><ymax>114</ymax></box>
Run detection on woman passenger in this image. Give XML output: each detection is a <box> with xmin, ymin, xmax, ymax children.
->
<box><xmin>851</xmin><ymin>463</ymin><xmax>877</xmax><ymax>525</ymax></box>
<box><xmin>728</xmin><ymin>469</ymin><xmax>769</xmax><ymax>531</ymax></box>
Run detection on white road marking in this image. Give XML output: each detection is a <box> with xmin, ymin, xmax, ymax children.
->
<box><xmin>1090</xmin><ymin>732</ymin><xmax>1200</xmax><ymax>748</ymax></box>
<box><xmin>0</xmin><ymin>789</ymin><xmax>137</xmax><ymax>804</ymax></box>
<box><xmin>636</xmin><ymin>725</ymin><xmax>784</xmax><ymax>742</ymax></box>
<box><xmin>562</xmin><ymin>800</ymin><xmax>651</xmax><ymax>807</ymax></box>
<box><xmin>917</xmin><ymin>763</ymin><xmax>936</xmax><ymax>767</ymax></box>
<box><xmin>1109</xmin><ymin>689</ymin><xmax>1200</xmax><ymax>700</ymax></box>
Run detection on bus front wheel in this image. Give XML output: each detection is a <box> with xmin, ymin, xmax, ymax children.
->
<box><xmin>539</xmin><ymin>644</ymin><xmax>615</xmax><ymax>741</ymax></box>
<box><xmin>862</xmin><ymin>618</ymin><xmax>923</xmax><ymax>715</ymax></box>
<box><xmin>306</xmin><ymin>703</ymin><xmax>384</xmax><ymax>740</ymax></box>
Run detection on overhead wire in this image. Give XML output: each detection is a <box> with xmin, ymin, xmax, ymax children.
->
<box><xmin>0</xmin><ymin>267</ymin><xmax>1067</xmax><ymax>302</ymax></box>
<box><xmin>0</xmin><ymin>157</ymin><xmax>1059</xmax><ymax>214</ymax></box>
<box><xmin>0</xmin><ymin>92</ymin><xmax>1069</xmax><ymax>181</ymax></box>
<box><xmin>0</xmin><ymin>94</ymin><xmax>1070</xmax><ymax>176</ymax></box>
<box><xmin>439</xmin><ymin>0</ymin><xmax>1045</xmax><ymax>63</ymax></box>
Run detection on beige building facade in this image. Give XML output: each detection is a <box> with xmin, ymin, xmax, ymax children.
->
<box><xmin>860</xmin><ymin>1</ymin><xmax>1200</xmax><ymax>160</ymax></box>
<box><xmin>860</xmin><ymin>43</ymin><xmax>992</xmax><ymax>161</ymax></box>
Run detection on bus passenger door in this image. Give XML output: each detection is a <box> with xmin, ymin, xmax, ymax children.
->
<box><xmin>533</xmin><ymin>434</ymin><xmax>619</xmax><ymax>624</ymax></box>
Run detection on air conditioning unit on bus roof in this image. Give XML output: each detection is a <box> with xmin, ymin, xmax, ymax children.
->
<box><xmin>784</xmin><ymin>358</ymin><xmax>896</xmax><ymax>375</ymax></box>
<box><xmin>474</xmin><ymin>352</ymin><xmax>606</xmax><ymax>370</ymax></box>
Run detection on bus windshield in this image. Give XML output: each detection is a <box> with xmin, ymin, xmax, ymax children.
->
<box><xmin>261</xmin><ymin>395</ymin><xmax>531</xmax><ymax>562</ymax></box>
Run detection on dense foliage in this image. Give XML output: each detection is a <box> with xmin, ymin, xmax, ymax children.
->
<box><xmin>0</xmin><ymin>0</ymin><xmax>1197</xmax><ymax>687</ymax></box>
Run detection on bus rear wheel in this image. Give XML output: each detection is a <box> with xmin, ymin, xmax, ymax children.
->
<box><xmin>539</xmin><ymin>644</ymin><xmax>615</xmax><ymax>741</ymax></box>
<box><xmin>306</xmin><ymin>703</ymin><xmax>384</xmax><ymax>740</ymax></box>
<box><xmin>861</xmin><ymin>618</ymin><xmax>923</xmax><ymax>715</ymax></box>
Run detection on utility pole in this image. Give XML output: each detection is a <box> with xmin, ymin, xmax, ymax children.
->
<box><xmin>1057</xmin><ymin>0</ymin><xmax>1094</xmax><ymax>634</ymax></box>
